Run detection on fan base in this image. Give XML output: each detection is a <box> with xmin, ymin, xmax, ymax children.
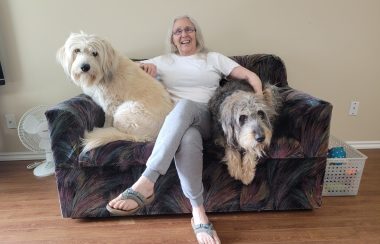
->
<box><xmin>33</xmin><ymin>160</ymin><xmax>55</xmax><ymax>177</ymax></box>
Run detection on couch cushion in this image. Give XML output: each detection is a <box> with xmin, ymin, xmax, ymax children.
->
<box><xmin>78</xmin><ymin>141</ymin><xmax>154</xmax><ymax>170</ymax></box>
<box><xmin>230</xmin><ymin>54</ymin><xmax>288</xmax><ymax>87</ymax></box>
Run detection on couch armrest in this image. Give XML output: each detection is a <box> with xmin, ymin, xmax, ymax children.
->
<box><xmin>45</xmin><ymin>94</ymin><xmax>105</xmax><ymax>168</ymax></box>
<box><xmin>270</xmin><ymin>87</ymin><xmax>333</xmax><ymax>158</ymax></box>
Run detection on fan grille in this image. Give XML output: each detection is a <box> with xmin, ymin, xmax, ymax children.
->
<box><xmin>17</xmin><ymin>105</ymin><xmax>50</xmax><ymax>152</ymax></box>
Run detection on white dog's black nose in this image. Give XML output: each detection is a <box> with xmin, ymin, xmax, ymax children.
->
<box><xmin>81</xmin><ymin>64</ymin><xmax>90</xmax><ymax>72</ymax></box>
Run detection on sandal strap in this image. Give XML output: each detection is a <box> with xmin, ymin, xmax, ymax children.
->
<box><xmin>193</xmin><ymin>223</ymin><xmax>215</xmax><ymax>236</ymax></box>
<box><xmin>120</xmin><ymin>188</ymin><xmax>146</xmax><ymax>207</ymax></box>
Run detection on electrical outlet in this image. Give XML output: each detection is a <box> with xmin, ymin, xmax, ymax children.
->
<box><xmin>349</xmin><ymin>101</ymin><xmax>360</xmax><ymax>116</ymax></box>
<box><xmin>4</xmin><ymin>114</ymin><xmax>18</xmax><ymax>129</ymax></box>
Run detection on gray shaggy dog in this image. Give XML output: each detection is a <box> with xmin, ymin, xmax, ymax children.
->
<box><xmin>208</xmin><ymin>80</ymin><xmax>281</xmax><ymax>185</ymax></box>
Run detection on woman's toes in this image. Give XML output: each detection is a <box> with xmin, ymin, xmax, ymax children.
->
<box><xmin>108</xmin><ymin>195</ymin><xmax>138</xmax><ymax>211</ymax></box>
<box><xmin>108</xmin><ymin>194</ymin><xmax>121</xmax><ymax>207</ymax></box>
<box><xmin>196</xmin><ymin>232</ymin><xmax>217</xmax><ymax>244</ymax></box>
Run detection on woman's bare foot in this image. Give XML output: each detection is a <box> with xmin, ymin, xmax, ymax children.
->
<box><xmin>108</xmin><ymin>176</ymin><xmax>154</xmax><ymax>211</ymax></box>
<box><xmin>192</xmin><ymin>206</ymin><xmax>221</xmax><ymax>244</ymax></box>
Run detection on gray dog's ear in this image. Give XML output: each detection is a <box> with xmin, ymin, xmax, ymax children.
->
<box><xmin>220</xmin><ymin>111</ymin><xmax>239</xmax><ymax>148</ymax></box>
<box><xmin>263</xmin><ymin>86</ymin><xmax>281</xmax><ymax>110</ymax></box>
<box><xmin>219</xmin><ymin>95</ymin><xmax>241</xmax><ymax>148</ymax></box>
<box><xmin>262</xmin><ymin>86</ymin><xmax>275</xmax><ymax>107</ymax></box>
<box><xmin>101</xmin><ymin>39</ymin><xmax>118</xmax><ymax>82</ymax></box>
<box><xmin>262</xmin><ymin>85</ymin><xmax>281</xmax><ymax>122</ymax></box>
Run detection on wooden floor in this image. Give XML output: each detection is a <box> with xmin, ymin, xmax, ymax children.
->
<box><xmin>0</xmin><ymin>149</ymin><xmax>379</xmax><ymax>244</ymax></box>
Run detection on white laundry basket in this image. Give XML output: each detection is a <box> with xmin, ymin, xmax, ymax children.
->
<box><xmin>322</xmin><ymin>136</ymin><xmax>368</xmax><ymax>196</ymax></box>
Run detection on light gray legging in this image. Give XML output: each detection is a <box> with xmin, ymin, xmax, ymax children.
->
<box><xmin>142</xmin><ymin>99</ymin><xmax>210</xmax><ymax>207</ymax></box>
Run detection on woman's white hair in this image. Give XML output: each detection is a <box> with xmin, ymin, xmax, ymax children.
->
<box><xmin>166</xmin><ymin>15</ymin><xmax>208</xmax><ymax>54</ymax></box>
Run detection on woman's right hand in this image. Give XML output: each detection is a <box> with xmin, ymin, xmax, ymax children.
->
<box><xmin>139</xmin><ymin>63</ymin><xmax>157</xmax><ymax>78</ymax></box>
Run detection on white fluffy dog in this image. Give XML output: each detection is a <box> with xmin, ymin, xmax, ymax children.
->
<box><xmin>57</xmin><ymin>32</ymin><xmax>173</xmax><ymax>152</ymax></box>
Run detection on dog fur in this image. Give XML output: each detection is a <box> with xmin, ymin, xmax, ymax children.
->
<box><xmin>57</xmin><ymin>32</ymin><xmax>173</xmax><ymax>152</ymax></box>
<box><xmin>209</xmin><ymin>80</ymin><xmax>281</xmax><ymax>185</ymax></box>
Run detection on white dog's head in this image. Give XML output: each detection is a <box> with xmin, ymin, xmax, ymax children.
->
<box><xmin>57</xmin><ymin>32</ymin><xmax>118</xmax><ymax>87</ymax></box>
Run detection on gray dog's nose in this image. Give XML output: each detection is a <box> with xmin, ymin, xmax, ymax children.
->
<box><xmin>81</xmin><ymin>64</ymin><xmax>90</xmax><ymax>72</ymax></box>
<box><xmin>255</xmin><ymin>135</ymin><xmax>265</xmax><ymax>143</ymax></box>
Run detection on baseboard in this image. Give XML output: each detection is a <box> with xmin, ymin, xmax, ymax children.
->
<box><xmin>0</xmin><ymin>152</ymin><xmax>45</xmax><ymax>161</ymax></box>
<box><xmin>346</xmin><ymin>141</ymin><xmax>380</xmax><ymax>149</ymax></box>
<box><xmin>0</xmin><ymin>140</ymin><xmax>379</xmax><ymax>161</ymax></box>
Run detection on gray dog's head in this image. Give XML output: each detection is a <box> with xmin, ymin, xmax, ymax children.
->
<box><xmin>219</xmin><ymin>89</ymin><xmax>277</xmax><ymax>156</ymax></box>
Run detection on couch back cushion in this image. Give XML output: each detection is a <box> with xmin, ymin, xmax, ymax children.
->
<box><xmin>230</xmin><ymin>54</ymin><xmax>288</xmax><ymax>87</ymax></box>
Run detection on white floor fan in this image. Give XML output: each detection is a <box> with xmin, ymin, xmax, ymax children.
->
<box><xmin>17</xmin><ymin>105</ymin><xmax>55</xmax><ymax>177</ymax></box>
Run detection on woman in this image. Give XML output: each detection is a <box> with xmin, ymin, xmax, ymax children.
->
<box><xmin>107</xmin><ymin>15</ymin><xmax>262</xmax><ymax>244</ymax></box>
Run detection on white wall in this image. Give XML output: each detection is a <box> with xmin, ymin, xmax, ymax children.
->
<box><xmin>0</xmin><ymin>0</ymin><xmax>379</xmax><ymax>152</ymax></box>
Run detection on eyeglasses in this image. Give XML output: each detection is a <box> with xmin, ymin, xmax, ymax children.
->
<box><xmin>172</xmin><ymin>27</ymin><xmax>196</xmax><ymax>36</ymax></box>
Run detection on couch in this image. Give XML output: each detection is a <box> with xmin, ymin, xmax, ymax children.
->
<box><xmin>46</xmin><ymin>54</ymin><xmax>332</xmax><ymax>218</ymax></box>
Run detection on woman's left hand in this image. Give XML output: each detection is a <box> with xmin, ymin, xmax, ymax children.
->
<box><xmin>140</xmin><ymin>63</ymin><xmax>157</xmax><ymax>78</ymax></box>
<box><xmin>229</xmin><ymin>66</ymin><xmax>263</xmax><ymax>94</ymax></box>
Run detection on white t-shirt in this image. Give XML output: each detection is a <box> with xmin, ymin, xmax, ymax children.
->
<box><xmin>142</xmin><ymin>52</ymin><xmax>239</xmax><ymax>103</ymax></box>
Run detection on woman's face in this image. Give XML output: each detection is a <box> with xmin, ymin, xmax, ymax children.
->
<box><xmin>172</xmin><ymin>18</ymin><xmax>197</xmax><ymax>56</ymax></box>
